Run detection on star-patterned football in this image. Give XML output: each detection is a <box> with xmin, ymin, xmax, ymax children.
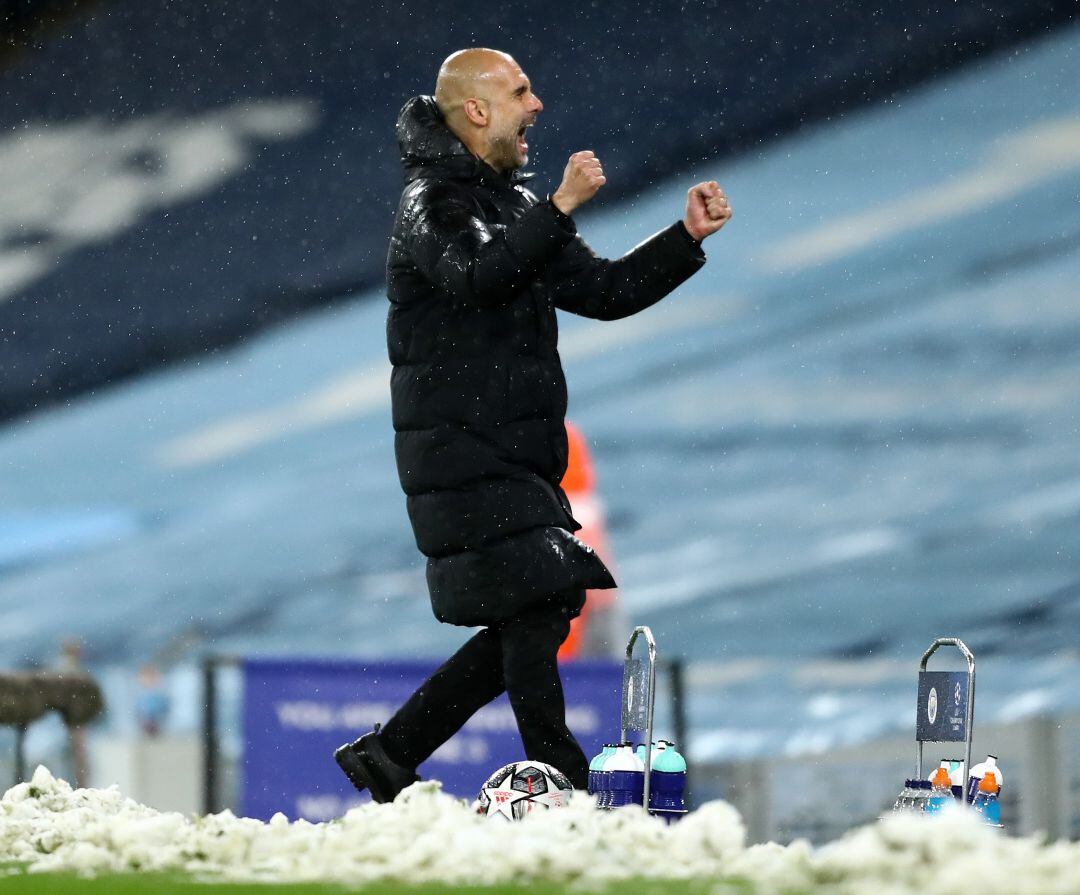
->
<box><xmin>474</xmin><ymin>760</ymin><xmax>573</xmax><ymax>820</ymax></box>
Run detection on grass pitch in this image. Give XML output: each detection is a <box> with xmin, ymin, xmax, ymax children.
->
<box><xmin>1</xmin><ymin>876</ymin><xmax>760</xmax><ymax>895</ymax></box>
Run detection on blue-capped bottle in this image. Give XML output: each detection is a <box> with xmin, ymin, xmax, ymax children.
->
<box><xmin>966</xmin><ymin>755</ymin><xmax>1005</xmax><ymax>804</ymax></box>
<box><xmin>604</xmin><ymin>743</ymin><xmax>644</xmax><ymax>808</ymax></box>
<box><xmin>909</xmin><ymin>778</ymin><xmax>932</xmax><ymax>813</ymax></box>
<box><xmin>635</xmin><ymin>741</ymin><xmax>662</xmax><ymax>793</ymax></box>
<box><xmin>648</xmin><ymin>740</ymin><xmax>687</xmax><ymax>820</ymax></box>
<box><xmin>589</xmin><ymin>744</ymin><xmax>615</xmax><ymax>806</ymax></box>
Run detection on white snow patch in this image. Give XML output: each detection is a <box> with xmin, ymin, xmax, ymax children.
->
<box><xmin>2</xmin><ymin>767</ymin><xmax>1078</xmax><ymax>892</ymax></box>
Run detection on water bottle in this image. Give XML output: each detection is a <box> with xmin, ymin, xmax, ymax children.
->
<box><xmin>925</xmin><ymin>766</ymin><xmax>953</xmax><ymax>814</ymax></box>
<box><xmin>893</xmin><ymin>779</ymin><xmax>933</xmax><ymax>813</ymax></box>
<box><xmin>635</xmin><ymin>740</ymin><xmax>665</xmax><ymax>770</ymax></box>
<box><xmin>971</xmin><ymin>770</ymin><xmax>1002</xmax><ymax>825</ymax></box>
<box><xmin>947</xmin><ymin>759</ymin><xmax>965</xmax><ymax>787</ymax></box>
<box><xmin>966</xmin><ymin>755</ymin><xmax>1005</xmax><ymax>804</ymax></box>
<box><xmin>588</xmin><ymin>745</ymin><xmax>614</xmax><ymax>803</ymax></box>
<box><xmin>635</xmin><ymin>743</ymin><xmax>649</xmax><ymax>765</ymax></box>
<box><xmin>604</xmin><ymin>743</ymin><xmax>644</xmax><ymax>808</ymax></box>
<box><xmin>909</xmin><ymin>779</ymin><xmax>932</xmax><ymax>813</ymax></box>
<box><xmin>892</xmin><ymin>780</ymin><xmax>916</xmax><ymax>812</ymax></box>
<box><xmin>648</xmin><ymin>740</ymin><xmax>687</xmax><ymax>818</ymax></box>
<box><xmin>947</xmin><ymin>759</ymin><xmax>966</xmax><ymax>801</ymax></box>
<box><xmin>599</xmin><ymin>744</ymin><xmax>619</xmax><ymax>807</ymax></box>
<box><xmin>591</xmin><ymin>742</ymin><xmax>617</xmax><ymax>798</ymax></box>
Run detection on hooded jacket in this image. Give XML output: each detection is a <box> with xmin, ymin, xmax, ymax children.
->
<box><xmin>387</xmin><ymin>95</ymin><xmax>706</xmax><ymax>627</ymax></box>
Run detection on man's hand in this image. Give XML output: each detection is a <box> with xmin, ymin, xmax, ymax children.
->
<box><xmin>551</xmin><ymin>151</ymin><xmax>606</xmax><ymax>216</ymax></box>
<box><xmin>684</xmin><ymin>181</ymin><xmax>732</xmax><ymax>241</ymax></box>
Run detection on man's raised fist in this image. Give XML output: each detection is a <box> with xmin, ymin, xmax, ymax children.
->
<box><xmin>552</xmin><ymin>151</ymin><xmax>606</xmax><ymax>216</ymax></box>
<box><xmin>684</xmin><ymin>181</ymin><xmax>732</xmax><ymax>241</ymax></box>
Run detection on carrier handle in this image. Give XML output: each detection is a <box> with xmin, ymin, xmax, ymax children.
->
<box><xmin>916</xmin><ymin>637</ymin><xmax>975</xmax><ymax>785</ymax></box>
<box><xmin>622</xmin><ymin>626</ymin><xmax>657</xmax><ymax>810</ymax></box>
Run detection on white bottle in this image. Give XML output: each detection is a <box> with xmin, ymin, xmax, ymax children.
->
<box><xmin>947</xmin><ymin>759</ymin><xmax>965</xmax><ymax>788</ymax></box>
<box><xmin>603</xmin><ymin>744</ymin><xmax>645</xmax><ymax>808</ymax></box>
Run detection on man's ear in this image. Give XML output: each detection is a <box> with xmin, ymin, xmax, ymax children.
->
<box><xmin>462</xmin><ymin>98</ymin><xmax>488</xmax><ymax>127</ymax></box>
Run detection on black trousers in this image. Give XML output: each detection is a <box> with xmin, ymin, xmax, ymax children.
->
<box><xmin>377</xmin><ymin>599</ymin><xmax>590</xmax><ymax>790</ymax></box>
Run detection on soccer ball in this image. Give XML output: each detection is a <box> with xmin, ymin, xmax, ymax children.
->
<box><xmin>474</xmin><ymin>760</ymin><xmax>573</xmax><ymax>820</ymax></box>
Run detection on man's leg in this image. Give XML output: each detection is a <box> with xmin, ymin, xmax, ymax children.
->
<box><xmin>498</xmin><ymin>599</ymin><xmax>590</xmax><ymax>789</ymax></box>
<box><xmin>376</xmin><ymin>625</ymin><xmax>505</xmax><ymax>769</ymax></box>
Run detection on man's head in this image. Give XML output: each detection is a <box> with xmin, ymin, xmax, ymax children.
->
<box><xmin>434</xmin><ymin>48</ymin><xmax>543</xmax><ymax>173</ymax></box>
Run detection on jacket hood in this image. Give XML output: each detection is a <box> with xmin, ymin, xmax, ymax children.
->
<box><xmin>395</xmin><ymin>95</ymin><xmax>533</xmax><ymax>185</ymax></box>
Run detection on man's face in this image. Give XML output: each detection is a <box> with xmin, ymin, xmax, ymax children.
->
<box><xmin>484</xmin><ymin>63</ymin><xmax>543</xmax><ymax>172</ymax></box>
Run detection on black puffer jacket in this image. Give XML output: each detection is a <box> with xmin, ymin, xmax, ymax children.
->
<box><xmin>387</xmin><ymin>96</ymin><xmax>706</xmax><ymax>627</ymax></box>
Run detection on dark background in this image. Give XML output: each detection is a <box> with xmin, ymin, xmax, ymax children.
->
<box><xmin>0</xmin><ymin>0</ymin><xmax>1073</xmax><ymax>423</ymax></box>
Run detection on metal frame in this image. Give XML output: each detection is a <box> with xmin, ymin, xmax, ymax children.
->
<box><xmin>620</xmin><ymin>625</ymin><xmax>658</xmax><ymax>810</ymax></box>
<box><xmin>13</xmin><ymin>725</ymin><xmax>26</xmax><ymax>787</ymax></box>
<box><xmin>916</xmin><ymin>637</ymin><xmax>976</xmax><ymax>785</ymax></box>
<box><xmin>202</xmin><ymin>654</ymin><xmax>241</xmax><ymax>814</ymax></box>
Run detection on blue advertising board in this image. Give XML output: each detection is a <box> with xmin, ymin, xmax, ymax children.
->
<box><xmin>240</xmin><ymin>657</ymin><xmax>624</xmax><ymax>821</ymax></box>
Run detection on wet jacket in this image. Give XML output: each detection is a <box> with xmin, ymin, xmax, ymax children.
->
<box><xmin>387</xmin><ymin>95</ymin><xmax>706</xmax><ymax>627</ymax></box>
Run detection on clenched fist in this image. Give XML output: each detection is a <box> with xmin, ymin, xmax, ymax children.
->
<box><xmin>551</xmin><ymin>151</ymin><xmax>606</xmax><ymax>216</ymax></box>
<box><xmin>684</xmin><ymin>181</ymin><xmax>732</xmax><ymax>241</ymax></box>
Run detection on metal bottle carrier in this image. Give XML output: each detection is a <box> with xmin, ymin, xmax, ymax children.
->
<box><xmin>915</xmin><ymin>637</ymin><xmax>976</xmax><ymax>789</ymax></box>
<box><xmin>620</xmin><ymin>625</ymin><xmax>658</xmax><ymax>808</ymax></box>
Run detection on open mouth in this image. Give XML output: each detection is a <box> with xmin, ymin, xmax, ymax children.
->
<box><xmin>516</xmin><ymin>122</ymin><xmax>533</xmax><ymax>153</ymax></box>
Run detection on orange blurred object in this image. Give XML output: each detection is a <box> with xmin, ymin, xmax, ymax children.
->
<box><xmin>560</xmin><ymin>423</ymin><xmax>596</xmax><ymax>494</ymax></box>
<box><xmin>558</xmin><ymin>421</ymin><xmax>619</xmax><ymax>660</ymax></box>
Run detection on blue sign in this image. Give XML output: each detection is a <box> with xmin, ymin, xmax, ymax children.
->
<box><xmin>916</xmin><ymin>671</ymin><xmax>971</xmax><ymax>742</ymax></box>
<box><xmin>241</xmin><ymin>657</ymin><xmax>624</xmax><ymax>821</ymax></box>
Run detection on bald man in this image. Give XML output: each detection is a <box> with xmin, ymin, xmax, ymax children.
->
<box><xmin>335</xmin><ymin>49</ymin><xmax>732</xmax><ymax>803</ymax></box>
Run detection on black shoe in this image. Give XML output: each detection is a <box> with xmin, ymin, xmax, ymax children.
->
<box><xmin>334</xmin><ymin>725</ymin><xmax>420</xmax><ymax>803</ymax></box>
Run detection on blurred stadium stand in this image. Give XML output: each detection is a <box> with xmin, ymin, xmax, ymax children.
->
<box><xmin>1</xmin><ymin>13</ymin><xmax>1078</xmax><ymax>695</ymax></box>
<box><xmin>0</xmin><ymin>0</ymin><xmax>1073</xmax><ymax>421</ymax></box>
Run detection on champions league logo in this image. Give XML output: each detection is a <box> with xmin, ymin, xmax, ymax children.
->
<box><xmin>917</xmin><ymin>668</ymin><xmax>970</xmax><ymax>743</ymax></box>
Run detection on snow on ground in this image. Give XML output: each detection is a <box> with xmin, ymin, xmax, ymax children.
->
<box><xmin>1</xmin><ymin>767</ymin><xmax>1077</xmax><ymax>893</ymax></box>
